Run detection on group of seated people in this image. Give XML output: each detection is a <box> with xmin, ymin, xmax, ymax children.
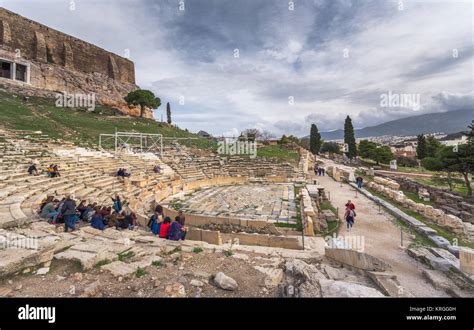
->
<box><xmin>38</xmin><ymin>193</ymin><xmax>136</xmax><ymax>232</ymax></box>
<box><xmin>46</xmin><ymin>164</ymin><xmax>61</xmax><ymax>178</ymax></box>
<box><xmin>116</xmin><ymin>168</ymin><xmax>131</xmax><ymax>178</ymax></box>
<box><xmin>148</xmin><ymin>205</ymin><xmax>188</xmax><ymax>241</ymax></box>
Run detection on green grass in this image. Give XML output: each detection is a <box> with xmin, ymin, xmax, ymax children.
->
<box><xmin>403</xmin><ymin>190</ymin><xmax>433</xmax><ymax>206</ymax></box>
<box><xmin>135</xmin><ymin>267</ymin><xmax>148</xmax><ymax>278</ymax></box>
<box><xmin>324</xmin><ymin>220</ymin><xmax>339</xmax><ymax>236</ymax></box>
<box><xmin>0</xmin><ymin>90</ymin><xmax>216</xmax><ymax>150</ymax></box>
<box><xmin>366</xmin><ymin>187</ymin><xmax>474</xmax><ymax>249</ymax></box>
<box><xmin>320</xmin><ymin>200</ymin><xmax>337</xmax><ymax>214</ymax></box>
<box><xmin>275</xmin><ymin>222</ymin><xmax>298</xmax><ymax>229</ymax></box>
<box><xmin>94</xmin><ymin>259</ymin><xmax>111</xmax><ymax>268</ymax></box>
<box><xmin>151</xmin><ymin>260</ymin><xmax>163</xmax><ymax>268</ymax></box>
<box><xmin>223</xmin><ymin>249</ymin><xmax>234</xmax><ymax>257</ymax></box>
<box><xmin>167</xmin><ymin>246</ymin><xmax>181</xmax><ymax>254</ymax></box>
<box><xmin>257</xmin><ymin>145</ymin><xmax>300</xmax><ymax>165</ymax></box>
<box><xmin>192</xmin><ymin>247</ymin><xmax>203</xmax><ymax>254</ymax></box>
<box><xmin>412</xmin><ymin>177</ymin><xmax>468</xmax><ymax>197</ymax></box>
<box><xmin>319</xmin><ymin>199</ymin><xmax>340</xmax><ymax>236</ymax></box>
<box><xmin>169</xmin><ymin>199</ymin><xmax>184</xmax><ymax>211</ymax></box>
<box><xmin>118</xmin><ymin>250</ymin><xmax>135</xmax><ymax>262</ymax></box>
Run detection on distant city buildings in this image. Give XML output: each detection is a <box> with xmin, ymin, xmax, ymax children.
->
<box><xmin>325</xmin><ymin>131</ymin><xmax>468</xmax><ymax>159</ymax></box>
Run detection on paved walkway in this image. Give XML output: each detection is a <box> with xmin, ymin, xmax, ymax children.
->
<box><xmin>315</xmin><ymin>159</ymin><xmax>448</xmax><ymax>297</ymax></box>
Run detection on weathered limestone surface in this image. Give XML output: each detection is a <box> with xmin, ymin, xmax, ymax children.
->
<box><xmin>325</xmin><ymin>247</ymin><xmax>391</xmax><ymax>272</ymax></box>
<box><xmin>319</xmin><ymin>279</ymin><xmax>384</xmax><ymax>297</ymax></box>
<box><xmin>460</xmin><ymin>247</ymin><xmax>474</xmax><ymax>276</ymax></box>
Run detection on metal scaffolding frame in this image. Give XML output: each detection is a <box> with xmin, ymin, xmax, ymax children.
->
<box><xmin>99</xmin><ymin>131</ymin><xmax>163</xmax><ymax>157</ymax></box>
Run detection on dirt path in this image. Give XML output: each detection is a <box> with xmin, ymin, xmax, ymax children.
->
<box><xmin>315</xmin><ymin>159</ymin><xmax>448</xmax><ymax>297</ymax></box>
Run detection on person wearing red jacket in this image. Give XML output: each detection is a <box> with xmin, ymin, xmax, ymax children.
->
<box><xmin>159</xmin><ymin>217</ymin><xmax>172</xmax><ymax>238</ymax></box>
<box><xmin>345</xmin><ymin>200</ymin><xmax>355</xmax><ymax>210</ymax></box>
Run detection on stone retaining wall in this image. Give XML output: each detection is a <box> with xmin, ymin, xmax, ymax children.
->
<box><xmin>221</xmin><ymin>232</ymin><xmax>302</xmax><ymax>250</ymax></box>
<box><xmin>388</xmin><ymin>176</ymin><xmax>474</xmax><ymax>223</ymax></box>
<box><xmin>366</xmin><ymin>181</ymin><xmax>473</xmax><ymax>243</ymax></box>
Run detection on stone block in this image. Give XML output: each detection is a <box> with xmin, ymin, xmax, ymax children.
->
<box><xmin>325</xmin><ymin>247</ymin><xmax>391</xmax><ymax>271</ymax></box>
<box><xmin>459</xmin><ymin>247</ymin><xmax>474</xmax><ymax>276</ymax></box>
<box><xmin>201</xmin><ymin>230</ymin><xmax>222</xmax><ymax>245</ymax></box>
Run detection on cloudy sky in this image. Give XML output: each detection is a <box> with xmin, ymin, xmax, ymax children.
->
<box><xmin>3</xmin><ymin>0</ymin><xmax>473</xmax><ymax>136</ymax></box>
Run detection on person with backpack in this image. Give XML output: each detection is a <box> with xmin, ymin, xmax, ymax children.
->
<box><xmin>149</xmin><ymin>205</ymin><xmax>164</xmax><ymax>235</ymax></box>
<box><xmin>344</xmin><ymin>206</ymin><xmax>356</xmax><ymax>232</ymax></box>
<box><xmin>61</xmin><ymin>194</ymin><xmax>77</xmax><ymax>232</ymax></box>
<box><xmin>356</xmin><ymin>176</ymin><xmax>364</xmax><ymax>189</ymax></box>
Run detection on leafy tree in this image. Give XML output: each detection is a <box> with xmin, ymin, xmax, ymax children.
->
<box><xmin>425</xmin><ymin>135</ymin><xmax>442</xmax><ymax>158</ymax></box>
<box><xmin>358</xmin><ymin>140</ymin><xmax>377</xmax><ymax>159</ymax></box>
<box><xmin>320</xmin><ymin>142</ymin><xmax>341</xmax><ymax>154</ymax></box>
<box><xmin>397</xmin><ymin>156</ymin><xmax>418</xmax><ymax>167</ymax></box>
<box><xmin>124</xmin><ymin>89</ymin><xmax>161</xmax><ymax>118</ymax></box>
<box><xmin>309</xmin><ymin>123</ymin><xmax>322</xmax><ymax>154</ymax></box>
<box><xmin>344</xmin><ymin>116</ymin><xmax>357</xmax><ymax>159</ymax></box>
<box><xmin>358</xmin><ymin>140</ymin><xmax>394</xmax><ymax>165</ymax></box>
<box><xmin>372</xmin><ymin>145</ymin><xmax>394</xmax><ymax>165</ymax></box>
<box><xmin>166</xmin><ymin>102</ymin><xmax>171</xmax><ymax>124</ymax></box>
<box><xmin>416</xmin><ymin>134</ymin><xmax>427</xmax><ymax>159</ymax></box>
<box><xmin>422</xmin><ymin>126</ymin><xmax>474</xmax><ymax>197</ymax></box>
<box><xmin>279</xmin><ymin>135</ymin><xmax>290</xmax><ymax>145</ymax></box>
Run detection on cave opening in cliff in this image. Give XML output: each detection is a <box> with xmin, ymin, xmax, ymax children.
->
<box><xmin>0</xmin><ymin>60</ymin><xmax>12</xmax><ymax>79</ymax></box>
<box><xmin>15</xmin><ymin>63</ymin><xmax>27</xmax><ymax>82</ymax></box>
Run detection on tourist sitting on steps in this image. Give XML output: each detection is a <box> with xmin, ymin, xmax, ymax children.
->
<box><xmin>129</xmin><ymin>212</ymin><xmax>137</xmax><ymax>230</ymax></box>
<box><xmin>40</xmin><ymin>197</ymin><xmax>59</xmax><ymax>223</ymax></box>
<box><xmin>100</xmin><ymin>206</ymin><xmax>111</xmax><ymax>218</ymax></box>
<box><xmin>90</xmin><ymin>206</ymin><xmax>106</xmax><ymax>230</ymax></box>
<box><xmin>27</xmin><ymin>163</ymin><xmax>39</xmax><ymax>176</ymax></box>
<box><xmin>149</xmin><ymin>205</ymin><xmax>164</xmax><ymax>235</ymax></box>
<box><xmin>77</xmin><ymin>200</ymin><xmax>88</xmax><ymax>219</ymax></box>
<box><xmin>168</xmin><ymin>216</ymin><xmax>187</xmax><ymax>241</ymax></box>
<box><xmin>116</xmin><ymin>168</ymin><xmax>131</xmax><ymax>178</ymax></box>
<box><xmin>53</xmin><ymin>164</ymin><xmax>61</xmax><ymax>177</ymax></box>
<box><xmin>39</xmin><ymin>196</ymin><xmax>53</xmax><ymax>214</ymax></box>
<box><xmin>159</xmin><ymin>217</ymin><xmax>172</xmax><ymax>238</ymax></box>
<box><xmin>105</xmin><ymin>212</ymin><xmax>118</xmax><ymax>227</ymax></box>
<box><xmin>153</xmin><ymin>165</ymin><xmax>161</xmax><ymax>174</ymax></box>
<box><xmin>112</xmin><ymin>195</ymin><xmax>123</xmax><ymax>213</ymax></box>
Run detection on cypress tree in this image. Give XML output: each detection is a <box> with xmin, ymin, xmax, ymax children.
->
<box><xmin>344</xmin><ymin>116</ymin><xmax>357</xmax><ymax>159</ymax></box>
<box><xmin>309</xmin><ymin>123</ymin><xmax>322</xmax><ymax>154</ymax></box>
<box><xmin>166</xmin><ymin>102</ymin><xmax>172</xmax><ymax>124</ymax></box>
<box><xmin>416</xmin><ymin>134</ymin><xmax>427</xmax><ymax>159</ymax></box>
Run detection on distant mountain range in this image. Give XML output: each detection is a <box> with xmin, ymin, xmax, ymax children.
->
<box><xmin>319</xmin><ymin>109</ymin><xmax>474</xmax><ymax>140</ymax></box>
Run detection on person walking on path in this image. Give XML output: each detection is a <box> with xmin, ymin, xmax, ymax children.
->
<box><xmin>356</xmin><ymin>176</ymin><xmax>363</xmax><ymax>189</ymax></box>
<box><xmin>344</xmin><ymin>206</ymin><xmax>356</xmax><ymax>231</ymax></box>
<box><xmin>345</xmin><ymin>199</ymin><xmax>355</xmax><ymax>210</ymax></box>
